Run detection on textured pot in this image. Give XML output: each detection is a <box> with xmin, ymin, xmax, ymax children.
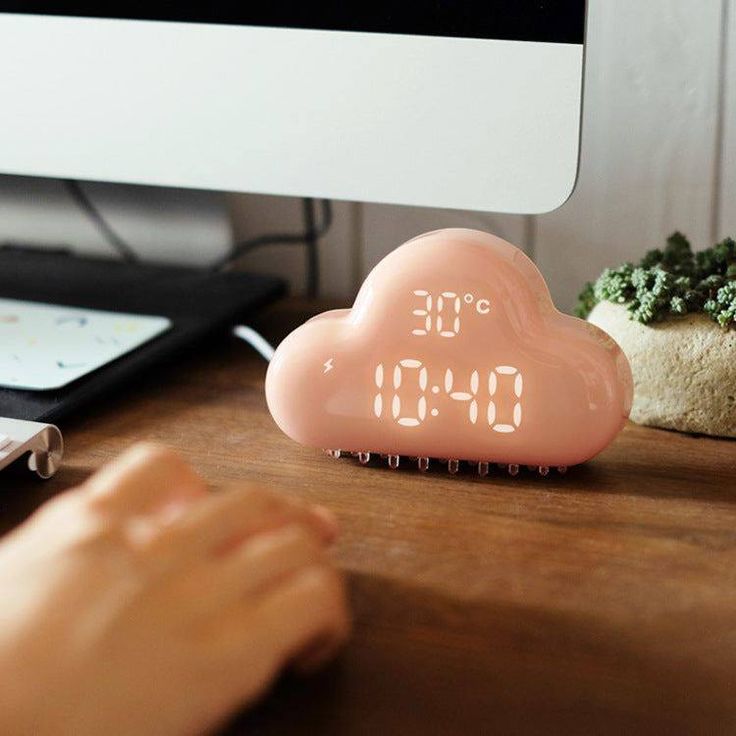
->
<box><xmin>588</xmin><ymin>301</ymin><xmax>736</xmax><ymax>438</ymax></box>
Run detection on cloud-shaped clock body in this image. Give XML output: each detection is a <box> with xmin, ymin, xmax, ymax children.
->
<box><xmin>266</xmin><ymin>229</ymin><xmax>633</xmax><ymax>467</ymax></box>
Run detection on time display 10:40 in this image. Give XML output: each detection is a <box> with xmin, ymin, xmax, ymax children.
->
<box><xmin>373</xmin><ymin>290</ymin><xmax>523</xmax><ymax>433</ymax></box>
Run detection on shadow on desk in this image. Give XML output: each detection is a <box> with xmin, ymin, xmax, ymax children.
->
<box><xmin>231</xmin><ymin>571</ymin><xmax>734</xmax><ymax>736</ymax></box>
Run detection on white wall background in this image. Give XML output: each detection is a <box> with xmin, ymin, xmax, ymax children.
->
<box><xmin>230</xmin><ymin>0</ymin><xmax>736</xmax><ymax>312</ymax></box>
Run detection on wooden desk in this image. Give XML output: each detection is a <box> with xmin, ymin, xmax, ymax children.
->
<box><xmin>3</xmin><ymin>301</ymin><xmax>736</xmax><ymax>735</ymax></box>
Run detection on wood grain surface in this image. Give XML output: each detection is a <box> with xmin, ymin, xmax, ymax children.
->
<box><xmin>2</xmin><ymin>301</ymin><xmax>735</xmax><ymax>735</ymax></box>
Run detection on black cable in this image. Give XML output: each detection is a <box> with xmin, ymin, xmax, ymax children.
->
<box><xmin>64</xmin><ymin>175</ymin><xmax>333</xmax><ymax>296</ymax></box>
<box><xmin>64</xmin><ymin>179</ymin><xmax>139</xmax><ymax>263</ymax></box>
<box><xmin>303</xmin><ymin>198</ymin><xmax>319</xmax><ymax>298</ymax></box>
<box><xmin>212</xmin><ymin>199</ymin><xmax>333</xmax><ymax>293</ymax></box>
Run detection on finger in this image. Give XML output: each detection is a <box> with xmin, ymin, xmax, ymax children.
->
<box><xmin>84</xmin><ymin>443</ymin><xmax>208</xmax><ymax>516</ymax></box>
<box><xmin>185</xmin><ymin>566</ymin><xmax>349</xmax><ymax>719</ymax></box>
<box><xmin>247</xmin><ymin>565</ymin><xmax>350</xmax><ymax>671</ymax></box>
<box><xmin>148</xmin><ymin>485</ymin><xmax>338</xmax><ymax>566</ymax></box>
<box><xmin>207</xmin><ymin>523</ymin><xmax>325</xmax><ymax>608</ymax></box>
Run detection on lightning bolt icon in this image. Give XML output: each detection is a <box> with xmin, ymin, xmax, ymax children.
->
<box><xmin>323</xmin><ymin>358</ymin><xmax>334</xmax><ymax>374</ymax></box>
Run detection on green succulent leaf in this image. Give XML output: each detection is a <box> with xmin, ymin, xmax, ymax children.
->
<box><xmin>575</xmin><ymin>234</ymin><xmax>736</xmax><ymax>328</ymax></box>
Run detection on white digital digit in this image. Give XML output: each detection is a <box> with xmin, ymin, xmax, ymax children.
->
<box><xmin>437</xmin><ymin>291</ymin><xmax>461</xmax><ymax>338</ymax></box>
<box><xmin>446</xmin><ymin>369</ymin><xmax>479</xmax><ymax>424</ymax></box>
<box><xmin>393</xmin><ymin>363</ymin><xmax>402</xmax><ymax>389</ymax></box>
<box><xmin>373</xmin><ymin>363</ymin><xmax>384</xmax><ymax>418</ymax></box>
<box><xmin>413</xmin><ymin>290</ymin><xmax>463</xmax><ymax>337</ymax></box>
<box><xmin>487</xmin><ymin>366</ymin><xmax>523</xmax><ymax>433</ymax></box>
<box><xmin>412</xmin><ymin>290</ymin><xmax>432</xmax><ymax>336</ymax></box>
<box><xmin>392</xmin><ymin>359</ymin><xmax>428</xmax><ymax>427</ymax></box>
<box><xmin>445</xmin><ymin>368</ymin><xmax>454</xmax><ymax>393</ymax></box>
<box><xmin>392</xmin><ymin>393</ymin><xmax>401</xmax><ymax>420</ymax></box>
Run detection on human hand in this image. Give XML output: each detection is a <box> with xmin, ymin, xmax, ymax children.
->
<box><xmin>0</xmin><ymin>444</ymin><xmax>349</xmax><ymax>736</ymax></box>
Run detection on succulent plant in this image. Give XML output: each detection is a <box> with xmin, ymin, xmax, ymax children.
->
<box><xmin>576</xmin><ymin>233</ymin><xmax>736</xmax><ymax>328</ymax></box>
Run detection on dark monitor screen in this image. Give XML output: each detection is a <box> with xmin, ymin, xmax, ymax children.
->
<box><xmin>0</xmin><ymin>2</ymin><xmax>586</xmax><ymax>44</ymax></box>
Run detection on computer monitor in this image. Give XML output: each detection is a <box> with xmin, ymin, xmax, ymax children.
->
<box><xmin>0</xmin><ymin>3</ymin><xmax>586</xmax><ymax>214</ymax></box>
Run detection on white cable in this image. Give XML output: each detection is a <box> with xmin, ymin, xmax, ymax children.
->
<box><xmin>232</xmin><ymin>325</ymin><xmax>276</xmax><ymax>362</ymax></box>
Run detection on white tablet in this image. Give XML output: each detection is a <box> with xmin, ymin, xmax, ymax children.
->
<box><xmin>0</xmin><ymin>298</ymin><xmax>171</xmax><ymax>391</ymax></box>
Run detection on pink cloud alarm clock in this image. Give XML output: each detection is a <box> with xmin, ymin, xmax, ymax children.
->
<box><xmin>266</xmin><ymin>229</ymin><xmax>633</xmax><ymax>477</ymax></box>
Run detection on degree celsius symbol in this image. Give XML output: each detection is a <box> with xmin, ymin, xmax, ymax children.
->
<box><xmin>464</xmin><ymin>293</ymin><xmax>491</xmax><ymax>315</ymax></box>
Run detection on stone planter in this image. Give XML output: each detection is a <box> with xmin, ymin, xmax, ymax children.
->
<box><xmin>587</xmin><ymin>301</ymin><xmax>736</xmax><ymax>438</ymax></box>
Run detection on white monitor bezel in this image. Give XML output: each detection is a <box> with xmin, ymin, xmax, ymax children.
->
<box><xmin>0</xmin><ymin>14</ymin><xmax>584</xmax><ymax>214</ymax></box>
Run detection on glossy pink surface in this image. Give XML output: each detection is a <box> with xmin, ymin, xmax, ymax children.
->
<box><xmin>266</xmin><ymin>229</ymin><xmax>633</xmax><ymax>467</ymax></box>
